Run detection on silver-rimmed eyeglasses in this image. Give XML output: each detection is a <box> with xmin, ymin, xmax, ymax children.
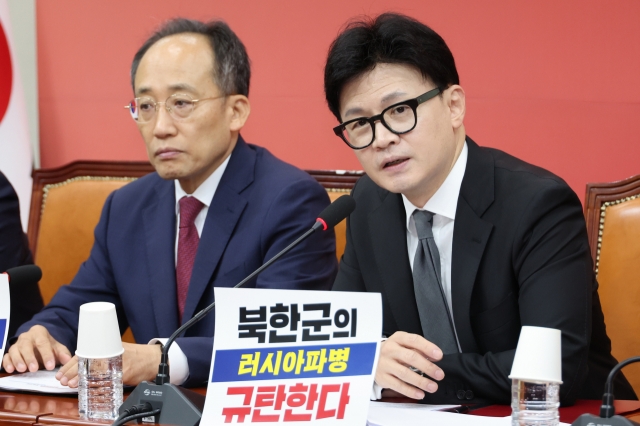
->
<box><xmin>333</xmin><ymin>87</ymin><xmax>443</xmax><ymax>149</ymax></box>
<box><xmin>124</xmin><ymin>93</ymin><xmax>224</xmax><ymax>123</ymax></box>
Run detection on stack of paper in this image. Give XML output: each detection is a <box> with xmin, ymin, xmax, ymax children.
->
<box><xmin>0</xmin><ymin>370</ymin><xmax>77</xmax><ymax>394</ymax></box>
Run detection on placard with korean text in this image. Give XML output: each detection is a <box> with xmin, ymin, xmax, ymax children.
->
<box><xmin>201</xmin><ymin>288</ymin><xmax>382</xmax><ymax>425</ymax></box>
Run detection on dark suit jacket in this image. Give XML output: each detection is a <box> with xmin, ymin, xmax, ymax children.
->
<box><xmin>0</xmin><ymin>171</ymin><xmax>44</xmax><ymax>340</ymax></box>
<box><xmin>17</xmin><ymin>137</ymin><xmax>338</xmax><ymax>386</ymax></box>
<box><xmin>333</xmin><ymin>137</ymin><xmax>635</xmax><ymax>404</ymax></box>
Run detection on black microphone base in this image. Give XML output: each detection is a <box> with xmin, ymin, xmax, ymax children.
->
<box><xmin>119</xmin><ymin>381</ymin><xmax>205</xmax><ymax>426</ymax></box>
<box><xmin>572</xmin><ymin>413</ymin><xmax>640</xmax><ymax>426</ymax></box>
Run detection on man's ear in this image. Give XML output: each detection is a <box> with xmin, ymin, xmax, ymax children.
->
<box><xmin>228</xmin><ymin>95</ymin><xmax>251</xmax><ymax>132</ymax></box>
<box><xmin>448</xmin><ymin>85</ymin><xmax>465</xmax><ymax>129</ymax></box>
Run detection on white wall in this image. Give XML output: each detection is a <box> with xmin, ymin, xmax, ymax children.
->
<box><xmin>7</xmin><ymin>0</ymin><xmax>38</xmax><ymax>168</ymax></box>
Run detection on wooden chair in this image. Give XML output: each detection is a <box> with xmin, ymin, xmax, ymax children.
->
<box><xmin>27</xmin><ymin>161</ymin><xmax>360</xmax><ymax>344</ymax></box>
<box><xmin>28</xmin><ymin>161</ymin><xmax>155</xmax><ymax>343</ymax></box>
<box><xmin>584</xmin><ymin>174</ymin><xmax>640</xmax><ymax>395</ymax></box>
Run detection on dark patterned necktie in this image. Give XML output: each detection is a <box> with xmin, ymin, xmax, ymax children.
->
<box><xmin>412</xmin><ymin>210</ymin><xmax>458</xmax><ymax>354</ymax></box>
<box><xmin>176</xmin><ymin>196</ymin><xmax>204</xmax><ymax>320</ymax></box>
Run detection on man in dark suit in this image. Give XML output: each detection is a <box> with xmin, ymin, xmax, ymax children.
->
<box><xmin>324</xmin><ymin>13</ymin><xmax>634</xmax><ymax>404</ymax></box>
<box><xmin>0</xmin><ymin>171</ymin><xmax>44</xmax><ymax>340</ymax></box>
<box><xmin>4</xmin><ymin>18</ymin><xmax>337</xmax><ymax>387</ymax></box>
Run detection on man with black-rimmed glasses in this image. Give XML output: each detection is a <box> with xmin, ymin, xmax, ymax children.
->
<box><xmin>326</xmin><ymin>12</ymin><xmax>635</xmax><ymax>405</ymax></box>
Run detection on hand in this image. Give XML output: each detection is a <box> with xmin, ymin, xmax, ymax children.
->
<box><xmin>375</xmin><ymin>331</ymin><xmax>445</xmax><ymax>399</ymax></box>
<box><xmin>121</xmin><ymin>342</ymin><xmax>162</xmax><ymax>385</ymax></box>
<box><xmin>55</xmin><ymin>342</ymin><xmax>162</xmax><ymax>388</ymax></box>
<box><xmin>2</xmin><ymin>325</ymin><xmax>72</xmax><ymax>373</ymax></box>
<box><xmin>55</xmin><ymin>356</ymin><xmax>78</xmax><ymax>387</ymax></box>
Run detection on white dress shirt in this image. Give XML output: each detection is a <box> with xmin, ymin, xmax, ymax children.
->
<box><xmin>149</xmin><ymin>155</ymin><xmax>231</xmax><ymax>385</ymax></box>
<box><xmin>371</xmin><ymin>142</ymin><xmax>468</xmax><ymax>400</ymax></box>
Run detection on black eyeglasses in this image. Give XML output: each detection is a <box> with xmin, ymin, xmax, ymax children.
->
<box><xmin>333</xmin><ymin>87</ymin><xmax>443</xmax><ymax>150</ymax></box>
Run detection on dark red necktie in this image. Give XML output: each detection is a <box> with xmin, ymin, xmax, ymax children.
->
<box><xmin>176</xmin><ymin>196</ymin><xmax>204</xmax><ymax>320</ymax></box>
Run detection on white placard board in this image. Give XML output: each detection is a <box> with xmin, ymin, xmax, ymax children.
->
<box><xmin>0</xmin><ymin>273</ymin><xmax>10</xmax><ymax>352</ymax></box>
<box><xmin>201</xmin><ymin>288</ymin><xmax>382</xmax><ymax>425</ymax></box>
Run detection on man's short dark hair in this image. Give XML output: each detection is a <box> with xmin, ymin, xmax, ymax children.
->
<box><xmin>131</xmin><ymin>18</ymin><xmax>250</xmax><ymax>96</ymax></box>
<box><xmin>324</xmin><ymin>13</ymin><xmax>459</xmax><ymax>121</ymax></box>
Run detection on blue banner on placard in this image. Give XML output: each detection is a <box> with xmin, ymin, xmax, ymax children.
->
<box><xmin>212</xmin><ymin>342</ymin><xmax>376</xmax><ymax>383</ymax></box>
<box><xmin>0</xmin><ymin>318</ymin><xmax>6</xmax><ymax>350</ymax></box>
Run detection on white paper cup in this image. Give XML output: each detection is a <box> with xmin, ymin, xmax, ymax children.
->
<box><xmin>509</xmin><ymin>326</ymin><xmax>562</xmax><ymax>383</ymax></box>
<box><xmin>75</xmin><ymin>302</ymin><xmax>124</xmax><ymax>359</ymax></box>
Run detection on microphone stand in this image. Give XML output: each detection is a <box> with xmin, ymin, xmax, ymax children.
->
<box><xmin>116</xmin><ymin>222</ymin><xmax>327</xmax><ymax>426</ymax></box>
<box><xmin>572</xmin><ymin>356</ymin><xmax>640</xmax><ymax>426</ymax></box>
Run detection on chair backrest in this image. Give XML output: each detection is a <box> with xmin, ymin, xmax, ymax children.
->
<box><xmin>584</xmin><ymin>174</ymin><xmax>640</xmax><ymax>395</ymax></box>
<box><xmin>28</xmin><ymin>162</ymin><xmax>361</xmax><ymax>343</ymax></box>
<box><xmin>29</xmin><ymin>161</ymin><xmax>155</xmax><ymax>344</ymax></box>
<box><xmin>306</xmin><ymin>170</ymin><xmax>361</xmax><ymax>260</ymax></box>
<box><xmin>28</xmin><ymin>161</ymin><xmax>155</xmax><ymax>305</ymax></box>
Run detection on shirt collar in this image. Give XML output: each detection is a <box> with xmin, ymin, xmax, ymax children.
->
<box><xmin>402</xmin><ymin>141</ymin><xmax>468</xmax><ymax>228</ymax></box>
<box><xmin>174</xmin><ymin>154</ymin><xmax>231</xmax><ymax>214</ymax></box>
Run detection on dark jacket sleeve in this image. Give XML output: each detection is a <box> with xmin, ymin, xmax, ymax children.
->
<box><xmin>15</xmin><ymin>191</ymin><xmax>128</xmax><ymax>351</ymax></box>
<box><xmin>428</xmin><ymin>183</ymin><xmax>594</xmax><ymax>405</ymax></box>
<box><xmin>0</xmin><ymin>171</ymin><xmax>44</xmax><ymax>340</ymax></box>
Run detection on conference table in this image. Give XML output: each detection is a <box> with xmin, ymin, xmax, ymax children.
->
<box><xmin>1</xmin><ymin>387</ymin><xmax>640</xmax><ymax>425</ymax></box>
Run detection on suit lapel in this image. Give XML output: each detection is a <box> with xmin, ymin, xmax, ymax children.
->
<box><xmin>143</xmin><ymin>177</ymin><xmax>180</xmax><ymax>336</ymax></box>
<box><xmin>181</xmin><ymin>137</ymin><xmax>254</xmax><ymax>322</ymax></box>
<box><xmin>369</xmin><ymin>189</ymin><xmax>423</xmax><ymax>336</ymax></box>
<box><xmin>451</xmin><ymin>138</ymin><xmax>495</xmax><ymax>352</ymax></box>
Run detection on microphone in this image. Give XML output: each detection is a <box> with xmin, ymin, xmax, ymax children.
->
<box><xmin>313</xmin><ymin>194</ymin><xmax>356</xmax><ymax>231</ymax></box>
<box><xmin>115</xmin><ymin>195</ymin><xmax>356</xmax><ymax>426</ymax></box>
<box><xmin>2</xmin><ymin>265</ymin><xmax>43</xmax><ymax>284</ymax></box>
<box><xmin>571</xmin><ymin>356</ymin><xmax>640</xmax><ymax>426</ymax></box>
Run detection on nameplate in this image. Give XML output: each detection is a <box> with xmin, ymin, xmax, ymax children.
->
<box><xmin>201</xmin><ymin>288</ymin><xmax>382</xmax><ymax>425</ymax></box>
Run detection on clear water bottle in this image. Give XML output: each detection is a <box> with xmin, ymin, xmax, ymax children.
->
<box><xmin>511</xmin><ymin>379</ymin><xmax>560</xmax><ymax>426</ymax></box>
<box><xmin>78</xmin><ymin>355</ymin><xmax>123</xmax><ymax>420</ymax></box>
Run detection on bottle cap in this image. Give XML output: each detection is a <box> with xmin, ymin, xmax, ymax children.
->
<box><xmin>76</xmin><ymin>302</ymin><xmax>124</xmax><ymax>358</ymax></box>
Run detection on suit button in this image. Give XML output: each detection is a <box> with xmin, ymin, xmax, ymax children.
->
<box><xmin>456</xmin><ymin>390</ymin><xmax>466</xmax><ymax>400</ymax></box>
<box><xmin>465</xmin><ymin>390</ymin><xmax>474</xmax><ymax>400</ymax></box>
